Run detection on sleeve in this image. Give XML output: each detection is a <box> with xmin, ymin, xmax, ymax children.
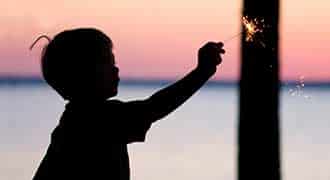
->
<box><xmin>105</xmin><ymin>100</ymin><xmax>153</xmax><ymax>144</ymax></box>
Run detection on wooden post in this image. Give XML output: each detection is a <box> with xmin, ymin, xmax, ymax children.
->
<box><xmin>238</xmin><ymin>0</ymin><xmax>281</xmax><ymax>179</ymax></box>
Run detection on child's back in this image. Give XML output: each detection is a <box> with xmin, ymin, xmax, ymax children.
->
<box><xmin>33</xmin><ymin>100</ymin><xmax>152</xmax><ymax>180</ymax></box>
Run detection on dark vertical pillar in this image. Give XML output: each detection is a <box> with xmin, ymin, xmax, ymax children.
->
<box><xmin>238</xmin><ymin>0</ymin><xmax>281</xmax><ymax>179</ymax></box>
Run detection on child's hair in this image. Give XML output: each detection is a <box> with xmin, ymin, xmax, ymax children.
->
<box><xmin>39</xmin><ymin>28</ymin><xmax>113</xmax><ymax>100</ymax></box>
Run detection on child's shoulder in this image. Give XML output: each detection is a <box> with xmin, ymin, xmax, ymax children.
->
<box><xmin>65</xmin><ymin>99</ymin><xmax>126</xmax><ymax>110</ymax></box>
<box><xmin>106</xmin><ymin>99</ymin><xmax>124</xmax><ymax>104</ymax></box>
<box><xmin>104</xmin><ymin>99</ymin><xmax>127</xmax><ymax>107</ymax></box>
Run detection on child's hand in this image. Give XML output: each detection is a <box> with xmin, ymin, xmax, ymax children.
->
<box><xmin>197</xmin><ymin>42</ymin><xmax>225</xmax><ymax>74</ymax></box>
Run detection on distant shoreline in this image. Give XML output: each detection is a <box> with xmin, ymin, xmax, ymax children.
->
<box><xmin>0</xmin><ymin>76</ymin><xmax>329</xmax><ymax>88</ymax></box>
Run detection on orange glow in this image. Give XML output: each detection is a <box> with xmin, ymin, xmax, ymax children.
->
<box><xmin>242</xmin><ymin>16</ymin><xmax>260</xmax><ymax>42</ymax></box>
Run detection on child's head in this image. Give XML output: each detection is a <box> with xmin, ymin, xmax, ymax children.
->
<box><xmin>40</xmin><ymin>28</ymin><xmax>119</xmax><ymax>101</ymax></box>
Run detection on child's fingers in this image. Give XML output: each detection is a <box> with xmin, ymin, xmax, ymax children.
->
<box><xmin>219</xmin><ymin>48</ymin><xmax>225</xmax><ymax>54</ymax></box>
<box><xmin>217</xmin><ymin>42</ymin><xmax>224</xmax><ymax>48</ymax></box>
<box><xmin>216</xmin><ymin>42</ymin><xmax>225</xmax><ymax>54</ymax></box>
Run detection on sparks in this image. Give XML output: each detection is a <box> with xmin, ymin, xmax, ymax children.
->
<box><xmin>224</xmin><ymin>15</ymin><xmax>267</xmax><ymax>46</ymax></box>
<box><xmin>242</xmin><ymin>16</ymin><xmax>265</xmax><ymax>43</ymax></box>
<box><xmin>288</xmin><ymin>76</ymin><xmax>311</xmax><ymax>99</ymax></box>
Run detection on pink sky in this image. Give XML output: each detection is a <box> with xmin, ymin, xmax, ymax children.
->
<box><xmin>0</xmin><ymin>0</ymin><xmax>329</xmax><ymax>81</ymax></box>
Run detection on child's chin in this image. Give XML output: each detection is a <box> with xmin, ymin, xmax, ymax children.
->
<box><xmin>111</xmin><ymin>90</ymin><xmax>118</xmax><ymax>97</ymax></box>
<box><xmin>106</xmin><ymin>88</ymin><xmax>118</xmax><ymax>98</ymax></box>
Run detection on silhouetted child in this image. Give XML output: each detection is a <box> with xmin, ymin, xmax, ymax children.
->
<box><xmin>32</xmin><ymin>28</ymin><xmax>225</xmax><ymax>180</ymax></box>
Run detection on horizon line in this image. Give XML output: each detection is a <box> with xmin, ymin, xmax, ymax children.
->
<box><xmin>0</xmin><ymin>76</ymin><xmax>329</xmax><ymax>88</ymax></box>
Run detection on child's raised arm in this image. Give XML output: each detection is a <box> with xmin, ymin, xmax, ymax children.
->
<box><xmin>125</xmin><ymin>42</ymin><xmax>225</xmax><ymax>123</ymax></box>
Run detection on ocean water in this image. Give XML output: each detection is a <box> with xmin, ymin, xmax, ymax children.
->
<box><xmin>0</xmin><ymin>84</ymin><xmax>329</xmax><ymax>180</ymax></box>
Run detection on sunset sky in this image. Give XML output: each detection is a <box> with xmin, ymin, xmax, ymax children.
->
<box><xmin>0</xmin><ymin>0</ymin><xmax>329</xmax><ymax>81</ymax></box>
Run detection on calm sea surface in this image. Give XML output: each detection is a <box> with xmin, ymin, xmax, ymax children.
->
<box><xmin>0</xmin><ymin>84</ymin><xmax>329</xmax><ymax>180</ymax></box>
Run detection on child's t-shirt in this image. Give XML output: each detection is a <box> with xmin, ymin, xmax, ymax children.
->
<box><xmin>33</xmin><ymin>99</ymin><xmax>153</xmax><ymax>180</ymax></box>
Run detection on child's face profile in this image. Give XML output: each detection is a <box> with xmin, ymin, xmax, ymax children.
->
<box><xmin>99</xmin><ymin>49</ymin><xmax>120</xmax><ymax>100</ymax></box>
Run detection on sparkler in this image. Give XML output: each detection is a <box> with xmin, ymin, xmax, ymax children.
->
<box><xmin>242</xmin><ymin>16</ymin><xmax>265</xmax><ymax>42</ymax></box>
<box><xmin>224</xmin><ymin>15</ymin><xmax>267</xmax><ymax>47</ymax></box>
